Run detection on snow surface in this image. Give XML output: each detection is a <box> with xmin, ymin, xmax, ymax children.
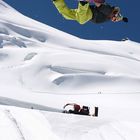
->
<box><xmin>0</xmin><ymin>0</ymin><xmax>140</xmax><ymax>139</ymax></box>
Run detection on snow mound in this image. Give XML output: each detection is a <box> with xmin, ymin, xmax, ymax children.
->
<box><xmin>1</xmin><ymin>105</ymin><xmax>140</xmax><ymax>140</ymax></box>
<box><xmin>0</xmin><ymin>106</ymin><xmax>60</xmax><ymax>140</ymax></box>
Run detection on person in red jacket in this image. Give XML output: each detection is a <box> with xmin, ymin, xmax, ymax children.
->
<box><xmin>63</xmin><ymin>103</ymin><xmax>90</xmax><ymax>115</ymax></box>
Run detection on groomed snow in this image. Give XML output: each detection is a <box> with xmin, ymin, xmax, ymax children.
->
<box><xmin>0</xmin><ymin>0</ymin><xmax>140</xmax><ymax>140</ymax></box>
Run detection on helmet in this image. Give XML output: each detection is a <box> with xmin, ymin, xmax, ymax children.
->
<box><xmin>93</xmin><ymin>0</ymin><xmax>105</xmax><ymax>3</ymax></box>
<box><xmin>74</xmin><ymin>104</ymin><xmax>81</xmax><ymax>111</ymax></box>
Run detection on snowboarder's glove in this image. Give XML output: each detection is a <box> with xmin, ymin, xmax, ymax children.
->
<box><xmin>122</xmin><ymin>17</ymin><xmax>128</xmax><ymax>23</ymax></box>
<box><xmin>111</xmin><ymin>15</ymin><xmax>123</xmax><ymax>22</ymax></box>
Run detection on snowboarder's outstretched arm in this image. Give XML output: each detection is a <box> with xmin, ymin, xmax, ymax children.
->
<box><xmin>63</xmin><ymin>103</ymin><xmax>78</xmax><ymax>109</ymax></box>
<box><xmin>63</xmin><ymin>103</ymin><xmax>73</xmax><ymax>109</ymax></box>
<box><xmin>53</xmin><ymin>0</ymin><xmax>92</xmax><ymax>24</ymax></box>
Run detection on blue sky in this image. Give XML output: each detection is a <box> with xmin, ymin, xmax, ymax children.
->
<box><xmin>4</xmin><ymin>0</ymin><xmax>140</xmax><ymax>42</ymax></box>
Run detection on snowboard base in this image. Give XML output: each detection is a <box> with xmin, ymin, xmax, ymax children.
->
<box><xmin>91</xmin><ymin>107</ymin><xmax>98</xmax><ymax>117</ymax></box>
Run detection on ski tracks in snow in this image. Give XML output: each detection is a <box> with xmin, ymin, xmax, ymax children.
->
<box><xmin>0</xmin><ymin>107</ymin><xmax>60</xmax><ymax>140</ymax></box>
<box><xmin>42</xmin><ymin>111</ymin><xmax>140</xmax><ymax>140</ymax></box>
<box><xmin>82</xmin><ymin>120</ymin><xmax>140</xmax><ymax>140</ymax></box>
<box><xmin>0</xmin><ymin>109</ymin><xmax>25</xmax><ymax>140</ymax></box>
<box><xmin>98</xmin><ymin>122</ymin><xmax>126</xmax><ymax>140</ymax></box>
<box><xmin>4</xmin><ymin>109</ymin><xmax>26</xmax><ymax>140</ymax></box>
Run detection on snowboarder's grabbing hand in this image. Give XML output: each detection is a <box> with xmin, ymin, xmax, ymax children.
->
<box><xmin>52</xmin><ymin>0</ymin><xmax>128</xmax><ymax>24</ymax></box>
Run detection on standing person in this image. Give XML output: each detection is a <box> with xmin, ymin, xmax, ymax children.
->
<box><xmin>52</xmin><ymin>0</ymin><xmax>128</xmax><ymax>24</ymax></box>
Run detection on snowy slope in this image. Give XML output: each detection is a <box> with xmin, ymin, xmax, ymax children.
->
<box><xmin>1</xmin><ymin>1</ymin><xmax>140</xmax><ymax>93</ymax></box>
<box><xmin>1</xmin><ymin>105</ymin><xmax>140</xmax><ymax>140</ymax></box>
<box><xmin>0</xmin><ymin>0</ymin><xmax>140</xmax><ymax>140</ymax></box>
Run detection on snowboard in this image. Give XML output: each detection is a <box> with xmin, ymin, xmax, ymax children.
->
<box><xmin>91</xmin><ymin>106</ymin><xmax>98</xmax><ymax>117</ymax></box>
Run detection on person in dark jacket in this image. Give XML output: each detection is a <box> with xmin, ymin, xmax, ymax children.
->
<box><xmin>53</xmin><ymin>0</ymin><xmax>128</xmax><ymax>24</ymax></box>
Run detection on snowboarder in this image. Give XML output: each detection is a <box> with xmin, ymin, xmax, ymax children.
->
<box><xmin>63</xmin><ymin>103</ymin><xmax>90</xmax><ymax>115</ymax></box>
<box><xmin>52</xmin><ymin>0</ymin><xmax>128</xmax><ymax>24</ymax></box>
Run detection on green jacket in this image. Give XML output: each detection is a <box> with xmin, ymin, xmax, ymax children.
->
<box><xmin>53</xmin><ymin>0</ymin><xmax>93</xmax><ymax>24</ymax></box>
